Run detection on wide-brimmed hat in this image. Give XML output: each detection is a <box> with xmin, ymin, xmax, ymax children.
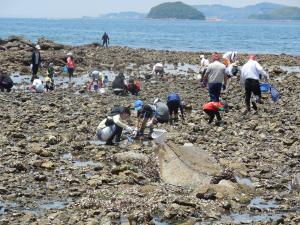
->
<box><xmin>67</xmin><ymin>52</ymin><xmax>73</xmax><ymax>56</ymax></box>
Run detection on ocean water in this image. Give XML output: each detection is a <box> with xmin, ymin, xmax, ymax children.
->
<box><xmin>0</xmin><ymin>18</ymin><xmax>300</xmax><ymax>55</ymax></box>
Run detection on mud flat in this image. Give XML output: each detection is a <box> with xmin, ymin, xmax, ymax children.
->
<box><xmin>0</xmin><ymin>36</ymin><xmax>300</xmax><ymax>224</ymax></box>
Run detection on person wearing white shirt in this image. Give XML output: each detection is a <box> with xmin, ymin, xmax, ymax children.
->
<box><xmin>31</xmin><ymin>77</ymin><xmax>44</xmax><ymax>93</ymax></box>
<box><xmin>152</xmin><ymin>63</ymin><xmax>164</xmax><ymax>78</ymax></box>
<box><xmin>223</xmin><ymin>51</ymin><xmax>237</xmax><ymax>66</ymax></box>
<box><xmin>200</xmin><ymin>55</ymin><xmax>209</xmax><ymax>81</ymax></box>
<box><xmin>96</xmin><ymin>106</ymin><xmax>133</xmax><ymax>145</ymax></box>
<box><xmin>241</xmin><ymin>55</ymin><xmax>269</xmax><ymax>113</ymax></box>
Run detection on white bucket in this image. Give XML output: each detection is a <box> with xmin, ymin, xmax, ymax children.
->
<box><xmin>151</xmin><ymin>129</ymin><xmax>167</xmax><ymax>144</ymax></box>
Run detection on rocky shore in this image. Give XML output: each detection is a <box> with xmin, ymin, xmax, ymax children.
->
<box><xmin>0</xmin><ymin>36</ymin><xmax>300</xmax><ymax>224</ymax></box>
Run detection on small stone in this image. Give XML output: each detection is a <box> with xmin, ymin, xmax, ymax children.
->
<box><xmin>41</xmin><ymin>161</ymin><xmax>55</xmax><ymax>170</ymax></box>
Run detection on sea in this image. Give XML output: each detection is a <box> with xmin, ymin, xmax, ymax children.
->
<box><xmin>0</xmin><ymin>18</ymin><xmax>300</xmax><ymax>55</ymax></box>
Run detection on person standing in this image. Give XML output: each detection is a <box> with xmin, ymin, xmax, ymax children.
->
<box><xmin>31</xmin><ymin>45</ymin><xmax>41</xmax><ymax>82</ymax></box>
<box><xmin>223</xmin><ymin>51</ymin><xmax>237</xmax><ymax>66</ymax></box>
<box><xmin>241</xmin><ymin>55</ymin><xmax>269</xmax><ymax>113</ymax></box>
<box><xmin>204</xmin><ymin>53</ymin><xmax>227</xmax><ymax>102</ymax></box>
<box><xmin>200</xmin><ymin>55</ymin><xmax>209</xmax><ymax>87</ymax></box>
<box><xmin>102</xmin><ymin>32</ymin><xmax>109</xmax><ymax>47</ymax></box>
<box><xmin>66</xmin><ymin>52</ymin><xmax>75</xmax><ymax>82</ymax></box>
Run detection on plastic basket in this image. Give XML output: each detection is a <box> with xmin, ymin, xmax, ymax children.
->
<box><xmin>151</xmin><ymin>129</ymin><xmax>167</xmax><ymax>144</ymax></box>
<box><xmin>260</xmin><ymin>83</ymin><xmax>270</xmax><ymax>93</ymax></box>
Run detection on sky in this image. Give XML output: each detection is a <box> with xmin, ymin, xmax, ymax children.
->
<box><xmin>1</xmin><ymin>0</ymin><xmax>300</xmax><ymax>18</ymax></box>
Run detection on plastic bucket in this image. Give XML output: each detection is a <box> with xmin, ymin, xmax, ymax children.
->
<box><xmin>151</xmin><ymin>129</ymin><xmax>167</xmax><ymax>144</ymax></box>
<box><xmin>260</xmin><ymin>83</ymin><xmax>270</xmax><ymax>93</ymax></box>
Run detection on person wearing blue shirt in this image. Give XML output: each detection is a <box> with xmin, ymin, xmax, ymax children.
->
<box><xmin>167</xmin><ymin>93</ymin><xmax>185</xmax><ymax>124</ymax></box>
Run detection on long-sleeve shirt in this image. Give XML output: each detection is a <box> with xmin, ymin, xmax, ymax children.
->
<box><xmin>204</xmin><ymin>61</ymin><xmax>226</xmax><ymax>83</ymax></box>
<box><xmin>167</xmin><ymin>93</ymin><xmax>184</xmax><ymax>115</ymax></box>
<box><xmin>31</xmin><ymin>50</ymin><xmax>41</xmax><ymax>65</ymax></box>
<box><xmin>241</xmin><ymin>60</ymin><xmax>268</xmax><ymax>83</ymax></box>
<box><xmin>97</xmin><ymin>114</ymin><xmax>129</xmax><ymax>130</ymax></box>
<box><xmin>203</xmin><ymin>102</ymin><xmax>225</xmax><ymax>112</ymax></box>
<box><xmin>152</xmin><ymin>63</ymin><xmax>164</xmax><ymax>74</ymax></box>
<box><xmin>200</xmin><ymin>58</ymin><xmax>209</xmax><ymax>68</ymax></box>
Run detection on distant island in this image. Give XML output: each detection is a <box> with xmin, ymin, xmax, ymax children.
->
<box><xmin>99</xmin><ymin>11</ymin><xmax>146</xmax><ymax>19</ymax></box>
<box><xmin>96</xmin><ymin>2</ymin><xmax>300</xmax><ymax>21</ymax></box>
<box><xmin>147</xmin><ymin>1</ymin><xmax>205</xmax><ymax>20</ymax></box>
<box><xmin>249</xmin><ymin>6</ymin><xmax>300</xmax><ymax>20</ymax></box>
<box><xmin>193</xmin><ymin>2</ymin><xmax>284</xmax><ymax>20</ymax></box>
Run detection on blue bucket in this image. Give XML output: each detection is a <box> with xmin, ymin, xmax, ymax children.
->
<box><xmin>260</xmin><ymin>83</ymin><xmax>270</xmax><ymax>93</ymax></box>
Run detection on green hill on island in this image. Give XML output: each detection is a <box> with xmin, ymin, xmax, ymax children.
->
<box><xmin>147</xmin><ymin>1</ymin><xmax>205</xmax><ymax>20</ymax></box>
<box><xmin>249</xmin><ymin>6</ymin><xmax>300</xmax><ymax>20</ymax></box>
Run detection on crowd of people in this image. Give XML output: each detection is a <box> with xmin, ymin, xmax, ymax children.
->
<box><xmin>0</xmin><ymin>42</ymin><xmax>272</xmax><ymax>146</ymax></box>
<box><xmin>95</xmin><ymin>51</ymin><xmax>271</xmax><ymax>145</ymax></box>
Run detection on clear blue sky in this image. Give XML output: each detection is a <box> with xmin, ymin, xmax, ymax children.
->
<box><xmin>1</xmin><ymin>0</ymin><xmax>300</xmax><ymax>18</ymax></box>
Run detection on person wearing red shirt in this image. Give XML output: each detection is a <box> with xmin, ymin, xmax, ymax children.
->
<box><xmin>127</xmin><ymin>77</ymin><xmax>141</xmax><ymax>96</ymax></box>
<box><xmin>203</xmin><ymin>101</ymin><xmax>229</xmax><ymax>125</ymax></box>
<box><xmin>66</xmin><ymin>52</ymin><xmax>75</xmax><ymax>82</ymax></box>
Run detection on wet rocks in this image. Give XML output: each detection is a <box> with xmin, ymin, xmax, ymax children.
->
<box><xmin>1</xmin><ymin>39</ymin><xmax>300</xmax><ymax>224</ymax></box>
<box><xmin>37</xmin><ymin>37</ymin><xmax>64</xmax><ymax>50</ymax></box>
<box><xmin>41</xmin><ymin>161</ymin><xmax>55</xmax><ymax>170</ymax></box>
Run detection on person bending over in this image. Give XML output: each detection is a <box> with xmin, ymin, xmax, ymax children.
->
<box><xmin>203</xmin><ymin>101</ymin><xmax>229</xmax><ymax>126</ymax></box>
<box><xmin>167</xmin><ymin>93</ymin><xmax>184</xmax><ymax>124</ymax></box>
<box><xmin>96</xmin><ymin>106</ymin><xmax>134</xmax><ymax>145</ymax></box>
<box><xmin>0</xmin><ymin>74</ymin><xmax>14</xmax><ymax>92</ymax></box>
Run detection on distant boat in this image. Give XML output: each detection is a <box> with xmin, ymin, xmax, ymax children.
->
<box><xmin>206</xmin><ymin>17</ymin><xmax>223</xmax><ymax>22</ymax></box>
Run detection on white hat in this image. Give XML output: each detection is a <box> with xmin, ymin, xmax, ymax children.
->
<box><xmin>67</xmin><ymin>52</ymin><xmax>73</xmax><ymax>56</ymax></box>
<box><xmin>92</xmin><ymin>70</ymin><xmax>99</xmax><ymax>75</ymax></box>
<box><xmin>154</xmin><ymin>98</ymin><xmax>161</xmax><ymax>104</ymax></box>
<box><xmin>35</xmin><ymin>45</ymin><xmax>41</xmax><ymax>50</ymax></box>
<box><xmin>200</xmin><ymin>55</ymin><xmax>205</xmax><ymax>59</ymax></box>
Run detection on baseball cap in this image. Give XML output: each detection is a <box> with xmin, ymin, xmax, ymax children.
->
<box><xmin>35</xmin><ymin>45</ymin><xmax>41</xmax><ymax>50</ymax></box>
<box><xmin>134</xmin><ymin>100</ymin><xmax>143</xmax><ymax>111</ymax></box>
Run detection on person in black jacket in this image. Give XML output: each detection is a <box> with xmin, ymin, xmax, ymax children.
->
<box><xmin>0</xmin><ymin>74</ymin><xmax>14</xmax><ymax>92</ymax></box>
<box><xmin>112</xmin><ymin>72</ymin><xmax>127</xmax><ymax>96</ymax></box>
<box><xmin>102</xmin><ymin>32</ymin><xmax>109</xmax><ymax>47</ymax></box>
<box><xmin>31</xmin><ymin>45</ymin><xmax>42</xmax><ymax>82</ymax></box>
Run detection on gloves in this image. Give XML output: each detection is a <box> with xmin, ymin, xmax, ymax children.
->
<box><xmin>222</xmin><ymin>84</ymin><xmax>226</xmax><ymax>90</ymax></box>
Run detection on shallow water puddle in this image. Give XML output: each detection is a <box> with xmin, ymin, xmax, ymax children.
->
<box><xmin>235</xmin><ymin>176</ymin><xmax>254</xmax><ymax>187</ymax></box>
<box><xmin>280</xmin><ymin>66</ymin><xmax>300</xmax><ymax>74</ymax></box>
<box><xmin>249</xmin><ymin>197</ymin><xmax>278</xmax><ymax>210</ymax></box>
<box><xmin>62</xmin><ymin>152</ymin><xmax>73</xmax><ymax>160</ymax></box>
<box><xmin>89</xmin><ymin>140</ymin><xmax>106</xmax><ymax>145</ymax></box>
<box><xmin>231</xmin><ymin>213</ymin><xmax>283</xmax><ymax>223</ymax></box>
<box><xmin>73</xmin><ymin>160</ymin><xmax>100</xmax><ymax>167</ymax></box>
<box><xmin>39</xmin><ymin>201</ymin><xmax>66</xmax><ymax>210</ymax></box>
